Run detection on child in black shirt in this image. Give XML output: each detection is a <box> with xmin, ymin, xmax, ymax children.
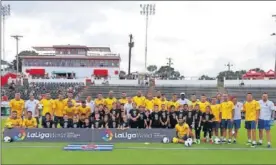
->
<box><xmin>42</xmin><ymin>113</ymin><xmax>55</xmax><ymax>128</ymax></box>
<box><xmin>202</xmin><ymin>106</ymin><xmax>214</xmax><ymax>142</ymax></box>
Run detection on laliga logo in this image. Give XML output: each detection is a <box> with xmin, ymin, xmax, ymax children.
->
<box><xmin>13</xmin><ymin>129</ymin><xmax>26</xmax><ymax>141</ymax></box>
<box><xmin>102</xmin><ymin>129</ymin><xmax>113</xmax><ymax>141</ymax></box>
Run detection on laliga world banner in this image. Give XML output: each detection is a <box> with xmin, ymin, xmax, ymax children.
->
<box><xmin>3</xmin><ymin>128</ymin><xmax>175</xmax><ymax>142</ymax></box>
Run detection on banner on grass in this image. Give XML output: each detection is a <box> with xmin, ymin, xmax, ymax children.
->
<box><xmin>3</xmin><ymin>128</ymin><xmax>175</xmax><ymax>142</ymax></box>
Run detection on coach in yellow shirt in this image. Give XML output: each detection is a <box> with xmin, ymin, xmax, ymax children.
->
<box><xmin>119</xmin><ymin>92</ymin><xmax>128</xmax><ymax>104</ymax></box>
<box><xmin>190</xmin><ymin>94</ymin><xmax>199</xmax><ymax>109</ymax></box>
<box><xmin>168</xmin><ymin>94</ymin><xmax>180</xmax><ymax>111</ymax></box>
<box><xmin>9</xmin><ymin>93</ymin><xmax>25</xmax><ymax>118</ymax></box>
<box><xmin>22</xmin><ymin>111</ymin><xmax>37</xmax><ymax>128</ymax></box>
<box><xmin>105</xmin><ymin>91</ymin><xmax>117</xmax><ymax>110</ymax></box>
<box><xmin>94</xmin><ymin>93</ymin><xmax>105</xmax><ymax>106</ymax></box>
<box><xmin>132</xmin><ymin>91</ymin><xmax>146</xmax><ymax>107</ymax></box>
<box><xmin>198</xmin><ymin>94</ymin><xmax>210</xmax><ymax>113</ymax></box>
<box><xmin>243</xmin><ymin>93</ymin><xmax>260</xmax><ymax>147</ymax></box>
<box><xmin>40</xmin><ymin>93</ymin><xmax>55</xmax><ymax>122</ymax></box>
<box><xmin>145</xmin><ymin>93</ymin><xmax>155</xmax><ymax>111</ymax></box>
<box><xmin>63</xmin><ymin>92</ymin><xmax>77</xmax><ymax>106</ymax></box>
<box><xmin>54</xmin><ymin>94</ymin><xmax>65</xmax><ymax>127</ymax></box>
<box><xmin>220</xmin><ymin>94</ymin><xmax>234</xmax><ymax>143</ymax></box>
<box><xmin>210</xmin><ymin>97</ymin><xmax>221</xmax><ymax>138</ymax></box>
<box><xmin>5</xmin><ymin>111</ymin><xmax>22</xmax><ymax>128</ymax></box>
<box><xmin>157</xmin><ymin>94</ymin><xmax>168</xmax><ymax>110</ymax></box>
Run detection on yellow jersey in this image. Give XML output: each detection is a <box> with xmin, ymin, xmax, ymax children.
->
<box><xmin>40</xmin><ymin>99</ymin><xmax>55</xmax><ymax>116</ymax></box>
<box><xmin>78</xmin><ymin>106</ymin><xmax>91</xmax><ymax>117</ymax></box>
<box><xmin>94</xmin><ymin>98</ymin><xmax>105</xmax><ymax>106</ymax></box>
<box><xmin>105</xmin><ymin>97</ymin><xmax>117</xmax><ymax>110</ymax></box>
<box><xmin>63</xmin><ymin>98</ymin><xmax>77</xmax><ymax>106</ymax></box>
<box><xmin>22</xmin><ymin>118</ymin><xmax>37</xmax><ymax>128</ymax></box>
<box><xmin>198</xmin><ymin>101</ymin><xmax>210</xmax><ymax>112</ymax></box>
<box><xmin>190</xmin><ymin>101</ymin><xmax>200</xmax><ymax>109</ymax></box>
<box><xmin>132</xmin><ymin>96</ymin><xmax>146</xmax><ymax>107</ymax></box>
<box><xmin>175</xmin><ymin>123</ymin><xmax>189</xmax><ymax>138</ymax></box>
<box><xmin>158</xmin><ymin>100</ymin><xmax>169</xmax><ymax>110</ymax></box>
<box><xmin>168</xmin><ymin>101</ymin><xmax>180</xmax><ymax>110</ymax></box>
<box><xmin>5</xmin><ymin>117</ymin><xmax>22</xmax><ymax>128</ymax></box>
<box><xmin>243</xmin><ymin>100</ymin><xmax>260</xmax><ymax>121</ymax></box>
<box><xmin>119</xmin><ymin>98</ymin><xmax>128</xmax><ymax>105</ymax></box>
<box><xmin>54</xmin><ymin>99</ymin><xmax>65</xmax><ymax>117</ymax></box>
<box><xmin>220</xmin><ymin>101</ymin><xmax>234</xmax><ymax>120</ymax></box>
<box><xmin>145</xmin><ymin>99</ymin><xmax>155</xmax><ymax>111</ymax></box>
<box><xmin>9</xmin><ymin>99</ymin><xmax>25</xmax><ymax>117</ymax></box>
<box><xmin>210</xmin><ymin>104</ymin><xmax>221</xmax><ymax>121</ymax></box>
<box><xmin>63</xmin><ymin>106</ymin><xmax>77</xmax><ymax>119</ymax></box>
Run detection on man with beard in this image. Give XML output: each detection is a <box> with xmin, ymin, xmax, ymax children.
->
<box><xmin>169</xmin><ymin>105</ymin><xmax>178</xmax><ymax>129</ymax></box>
<box><xmin>138</xmin><ymin>105</ymin><xmax>146</xmax><ymax>129</ymax></box>
<box><xmin>132</xmin><ymin>91</ymin><xmax>146</xmax><ymax>108</ymax></box>
<box><xmin>145</xmin><ymin>93</ymin><xmax>155</xmax><ymax>112</ymax></box>
<box><xmin>159</xmin><ymin>104</ymin><xmax>169</xmax><ymax>128</ymax></box>
<box><xmin>168</xmin><ymin>94</ymin><xmax>180</xmax><ymax>111</ymax></box>
<box><xmin>151</xmin><ymin>105</ymin><xmax>161</xmax><ymax>128</ymax></box>
<box><xmin>94</xmin><ymin>93</ymin><xmax>105</xmax><ymax>106</ymax></box>
<box><xmin>105</xmin><ymin>91</ymin><xmax>117</xmax><ymax>110</ymax></box>
<box><xmin>129</xmin><ymin>104</ymin><xmax>140</xmax><ymax>128</ymax></box>
<box><xmin>119</xmin><ymin>92</ymin><xmax>128</xmax><ymax>104</ymax></box>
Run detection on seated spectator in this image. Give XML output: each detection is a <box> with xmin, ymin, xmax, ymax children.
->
<box><xmin>42</xmin><ymin>112</ymin><xmax>55</xmax><ymax>128</ymax></box>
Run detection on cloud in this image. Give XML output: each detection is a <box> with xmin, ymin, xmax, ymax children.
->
<box><xmin>3</xmin><ymin>1</ymin><xmax>276</xmax><ymax>78</ymax></box>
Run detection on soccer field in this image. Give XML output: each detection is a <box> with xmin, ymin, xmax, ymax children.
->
<box><xmin>1</xmin><ymin>120</ymin><xmax>276</xmax><ymax>164</ymax></box>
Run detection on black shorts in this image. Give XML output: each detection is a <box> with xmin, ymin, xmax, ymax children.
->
<box><xmin>187</xmin><ymin>122</ymin><xmax>193</xmax><ymax>129</ymax></box>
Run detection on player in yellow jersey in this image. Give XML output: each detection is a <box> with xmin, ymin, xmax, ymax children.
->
<box><xmin>132</xmin><ymin>91</ymin><xmax>146</xmax><ymax>108</ymax></box>
<box><xmin>22</xmin><ymin>111</ymin><xmax>37</xmax><ymax>128</ymax></box>
<box><xmin>78</xmin><ymin>101</ymin><xmax>91</xmax><ymax>118</ymax></box>
<box><xmin>94</xmin><ymin>93</ymin><xmax>105</xmax><ymax>106</ymax></box>
<box><xmin>105</xmin><ymin>91</ymin><xmax>117</xmax><ymax>110</ymax></box>
<box><xmin>5</xmin><ymin>111</ymin><xmax>22</xmax><ymax>128</ymax></box>
<box><xmin>198</xmin><ymin>94</ymin><xmax>210</xmax><ymax>113</ymax></box>
<box><xmin>210</xmin><ymin>97</ymin><xmax>221</xmax><ymax>139</ymax></box>
<box><xmin>63</xmin><ymin>100</ymin><xmax>77</xmax><ymax>119</ymax></box>
<box><xmin>174</xmin><ymin>118</ymin><xmax>194</xmax><ymax>143</ymax></box>
<box><xmin>9</xmin><ymin>93</ymin><xmax>25</xmax><ymax>118</ymax></box>
<box><xmin>243</xmin><ymin>93</ymin><xmax>260</xmax><ymax>147</ymax></box>
<box><xmin>220</xmin><ymin>94</ymin><xmax>235</xmax><ymax>144</ymax></box>
<box><xmin>145</xmin><ymin>93</ymin><xmax>155</xmax><ymax>111</ymax></box>
<box><xmin>54</xmin><ymin>94</ymin><xmax>65</xmax><ymax>127</ymax></box>
<box><xmin>190</xmin><ymin>94</ymin><xmax>199</xmax><ymax>109</ymax></box>
<box><xmin>40</xmin><ymin>93</ymin><xmax>55</xmax><ymax>123</ymax></box>
<box><xmin>119</xmin><ymin>92</ymin><xmax>128</xmax><ymax>104</ymax></box>
<box><xmin>158</xmin><ymin>94</ymin><xmax>168</xmax><ymax>110</ymax></box>
<box><xmin>168</xmin><ymin>94</ymin><xmax>180</xmax><ymax>111</ymax></box>
<box><xmin>63</xmin><ymin>92</ymin><xmax>77</xmax><ymax>106</ymax></box>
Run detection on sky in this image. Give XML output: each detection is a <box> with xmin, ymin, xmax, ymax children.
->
<box><xmin>2</xmin><ymin>1</ymin><xmax>276</xmax><ymax>78</ymax></box>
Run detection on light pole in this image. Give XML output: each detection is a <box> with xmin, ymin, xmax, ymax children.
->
<box><xmin>140</xmin><ymin>4</ymin><xmax>155</xmax><ymax>70</ymax></box>
<box><xmin>272</xmin><ymin>14</ymin><xmax>276</xmax><ymax>78</ymax></box>
<box><xmin>11</xmin><ymin>35</ymin><xmax>23</xmax><ymax>74</ymax></box>
<box><xmin>1</xmin><ymin>4</ymin><xmax>10</xmax><ymax>62</ymax></box>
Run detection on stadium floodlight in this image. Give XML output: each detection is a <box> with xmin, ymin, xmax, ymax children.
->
<box><xmin>140</xmin><ymin>4</ymin><xmax>156</xmax><ymax>70</ymax></box>
<box><xmin>11</xmin><ymin>35</ymin><xmax>23</xmax><ymax>74</ymax></box>
<box><xmin>1</xmin><ymin>4</ymin><xmax>11</xmax><ymax>62</ymax></box>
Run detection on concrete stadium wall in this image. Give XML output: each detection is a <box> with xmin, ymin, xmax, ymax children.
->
<box><xmin>224</xmin><ymin>80</ymin><xmax>276</xmax><ymax>87</ymax></box>
<box><xmin>155</xmin><ymin>80</ymin><xmax>217</xmax><ymax>87</ymax></box>
<box><xmin>28</xmin><ymin>78</ymin><xmax>86</xmax><ymax>84</ymax></box>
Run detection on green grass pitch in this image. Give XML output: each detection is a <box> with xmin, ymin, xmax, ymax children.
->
<box><xmin>1</xmin><ymin>119</ymin><xmax>275</xmax><ymax>164</ymax></box>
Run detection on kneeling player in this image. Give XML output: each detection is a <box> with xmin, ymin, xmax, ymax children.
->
<box><xmin>173</xmin><ymin>118</ymin><xmax>194</xmax><ymax>144</ymax></box>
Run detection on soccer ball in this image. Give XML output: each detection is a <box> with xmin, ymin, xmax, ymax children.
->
<box><xmin>162</xmin><ymin>137</ymin><xmax>170</xmax><ymax>143</ymax></box>
<box><xmin>214</xmin><ymin>137</ymin><xmax>220</xmax><ymax>144</ymax></box>
<box><xmin>4</xmin><ymin>136</ymin><xmax>12</xmax><ymax>143</ymax></box>
<box><xmin>185</xmin><ymin>138</ymin><xmax>193</xmax><ymax>147</ymax></box>
<box><xmin>172</xmin><ymin>137</ymin><xmax>179</xmax><ymax>144</ymax></box>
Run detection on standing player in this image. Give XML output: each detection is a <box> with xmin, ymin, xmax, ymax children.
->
<box><xmin>202</xmin><ymin>106</ymin><xmax>214</xmax><ymax>143</ymax></box>
<box><xmin>178</xmin><ymin>93</ymin><xmax>190</xmax><ymax>105</ymax></box>
<box><xmin>159</xmin><ymin>104</ymin><xmax>169</xmax><ymax>128</ymax></box>
<box><xmin>54</xmin><ymin>94</ymin><xmax>65</xmax><ymax>127</ymax></box>
<box><xmin>9</xmin><ymin>93</ymin><xmax>25</xmax><ymax>118</ymax></box>
<box><xmin>94</xmin><ymin>94</ymin><xmax>105</xmax><ymax>106</ymax></box>
<box><xmin>258</xmin><ymin>93</ymin><xmax>275</xmax><ymax>148</ymax></box>
<box><xmin>145</xmin><ymin>93</ymin><xmax>155</xmax><ymax>111</ymax></box>
<box><xmin>169</xmin><ymin>105</ymin><xmax>178</xmax><ymax>129</ymax></box>
<box><xmin>105</xmin><ymin>91</ymin><xmax>117</xmax><ymax>110</ymax></box>
<box><xmin>24</xmin><ymin>94</ymin><xmax>39</xmax><ymax>126</ymax></box>
<box><xmin>232</xmin><ymin>96</ymin><xmax>243</xmax><ymax>143</ymax></box>
<box><xmin>210</xmin><ymin>96</ymin><xmax>221</xmax><ymax>140</ymax></box>
<box><xmin>132</xmin><ymin>91</ymin><xmax>146</xmax><ymax>108</ymax></box>
<box><xmin>40</xmin><ymin>93</ymin><xmax>55</xmax><ymax>123</ymax></box>
<box><xmin>119</xmin><ymin>92</ymin><xmax>128</xmax><ymax>104</ymax></box>
<box><xmin>220</xmin><ymin>94</ymin><xmax>234</xmax><ymax>144</ymax></box>
<box><xmin>194</xmin><ymin>104</ymin><xmax>202</xmax><ymax>144</ymax></box>
<box><xmin>168</xmin><ymin>94</ymin><xmax>180</xmax><ymax>111</ymax></box>
<box><xmin>190</xmin><ymin>94</ymin><xmax>199</xmax><ymax>109</ymax></box>
<box><xmin>151</xmin><ymin>105</ymin><xmax>160</xmax><ymax>128</ymax></box>
<box><xmin>243</xmin><ymin>93</ymin><xmax>260</xmax><ymax>147</ymax></box>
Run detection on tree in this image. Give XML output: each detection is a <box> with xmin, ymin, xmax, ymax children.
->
<box><xmin>9</xmin><ymin>50</ymin><xmax>38</xmax><ymax>72</ymax></box>
<box><xmin>198</xmin><ymin>75</ymin><xmax>216</xmax><ymax>80</ymax></box>
<box><xmin>250</xmin><ymin>68</ymin><xmax>264</xmax><ymax>73</ymax></box>
<box><xmin>155</xmin><ymin>65</ymin><xmax>184</xmax><ymax>80</ymax></box>
<box><xmin>147</xmin><ymin>65</ymin><xmax>157</xmax><ymax>73</ymax></box>
<box><xmin>217</xmin><ymin>70</ymin><xmax>246</xmax><ymax>81</ymax></box>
